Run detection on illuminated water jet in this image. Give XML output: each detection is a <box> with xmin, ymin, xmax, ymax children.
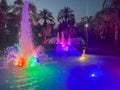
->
<box><xmin>4</xmin><ymin>0</ymin><xmax>45</xmax><ymax>68</ymax></box>
<box><xmin>79</xmin><ymin>49</ymin><xmax>87</xmax><ymax>62</ymax></box>
<box><xmin>56</xmin><ymin>32</ymin><xmax>71</xmax><ymax>51</ymax></box>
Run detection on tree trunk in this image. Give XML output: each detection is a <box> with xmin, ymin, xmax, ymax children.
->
<box><xmin>114</xmin><ymin>9</ymin><xmax>118</xmax><ymax>46</ymax></box>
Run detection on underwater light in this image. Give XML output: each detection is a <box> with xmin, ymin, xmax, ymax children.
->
<box><xmin>65</xmin><ymin>47</ymin><xmax>68</xmax><ymax>51</ymax></box>
<box><xmin>89</xmin><ymin>69</ymin><xmax>103</xmax><ymax>79</ymax></box>
<box><xmin>30</xmin><ymin>60</ymin><xmax>36</xmax><ymax>67</ymax></box>
<box><xmin>28</xmin><ymin>56</ymin><xmax>39</xmax><ymax>67</ymax></box>
<box><xmin>16</xmin><ymin>57</ymin><xmax>26</xmax><ymax>68</ymax></box>
<box><xmin>18</xmin><ymin>63</ymin><xmax>23</xmax><ymax>67</ymax></box>
<box><xmin>91</xmin><ymin>73</ymin><xmax>96</xmax><ymax>77</ymax></box>
<box><xmin>30</xmin><ymin>63</ymin><xmax>35</xmax><ymax>67</ymax></box>
<box><xmin>79</xmin><ymin>48</ymin><xmax>87</xmax><ymax>61</ymax></box>
<box><xmin>79</xmin><ymin>55</ymin><xmax>86</xmax><ymax>61</ymax></box>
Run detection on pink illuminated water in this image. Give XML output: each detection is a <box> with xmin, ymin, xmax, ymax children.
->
<box><xmin>3</xmin><ymin>0</ymin><xmax>45</xmax><ymax>68</ymax></box>
<box><xmin>56</xmin><ymin>32</ymin><xmax>71</xmax><ymax>51</ymax></box>
<box><xmin>56</xmin><ymin>32</ymin><xmax>71</xmax><ymax>45</ymax></box>
<box><xmin>19</xmin><ymin>0</ymin><xmax>34</xmax><ymax>60</ymax></box>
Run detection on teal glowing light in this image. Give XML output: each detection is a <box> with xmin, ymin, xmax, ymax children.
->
<box><xmin>28</xmin><ymin>56</ymin><xmax>39</xmax><ymax>67</ymax></box>
<box><xmin>30</xmin><ymin>61</ymin><xmax>36</xmax><ymax>67</ymax></box>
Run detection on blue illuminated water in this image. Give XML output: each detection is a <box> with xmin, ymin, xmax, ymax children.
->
<box><xmin>0</xmin><ymin>50</ymin><xmax>120</xmax><ymax>90</ymax></box>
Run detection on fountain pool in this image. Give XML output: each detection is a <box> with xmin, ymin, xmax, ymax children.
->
<box><xmin>0</xmin><ymin>0</ymin><xmax>120</xmax><ymax>90</ymax></box>
<box><xmin>0</xmin><ymin>50</ymin><xmax>120</xmax><ymax>90</ymax></box>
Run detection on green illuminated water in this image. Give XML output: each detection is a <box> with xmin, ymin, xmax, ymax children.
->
<box><xmin>0</xmin><ymin>64</ymin><xmax>67</xmax><ymax>90</ymax></box>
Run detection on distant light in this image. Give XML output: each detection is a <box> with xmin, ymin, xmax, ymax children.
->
<box><xmin>38</xmin><ymin>33</ymin><xmax>42</xmax><ymax>37</ymax></box>
<box><xmin>85</xmin><ymin>23</ymin><xmax>89</xmax><ymax>28</ymax></box>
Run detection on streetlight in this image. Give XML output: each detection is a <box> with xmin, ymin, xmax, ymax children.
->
<box><xmin>85</xmin><ymin>23</ymin><xmax>89</xmax><ymax>46</ymax></box>
<box><xmin>85</xmin><ymin>23</ymin><xmax>89</xmax><ymax>28</ymax></box>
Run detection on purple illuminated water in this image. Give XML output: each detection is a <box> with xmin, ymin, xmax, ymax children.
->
<box><xmin>18</xmin><ymin>0</ymin><xmax>34</xmax><ymax>60</ymax></box>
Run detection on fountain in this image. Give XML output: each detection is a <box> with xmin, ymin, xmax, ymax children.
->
<box><xmin>79</xmin><ymin>48</ymin><xmax>87</xmax><ymax>61</ymax></box>
<box><xmin>19</xmin><ymin>0</ymin><xmax>34</xmax><ymax>61</ymax></box>
<box><xmin>3</xmin><ymin>0</ymin><xmax>44</xmax><ymax>68</ymax></box>
<box><xmin>56</xmin><ymin>32</ymin><xmax>65</xmax><ymax>44</ymax></box>
<box><xmin>56</xmin><ymin>32</ymin><xmax>70</xmax><ymax>51</ymax></box>
<box><xmin>56</xmin><ymin>32</ymin><xmax>80</xmax><ymax>56</ymax></box>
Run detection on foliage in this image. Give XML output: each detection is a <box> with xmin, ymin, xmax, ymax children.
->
<box><xmin>0</xmin><ymin>0</ymin><xmax>120</xmax><ymax>49</ymax></box>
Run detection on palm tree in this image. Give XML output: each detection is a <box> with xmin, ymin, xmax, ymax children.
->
<box><xmin>29</xmin><ymin>3</ymin><xmax>39</xmax><ymax>26</ymax></box>
<box><xmin>103</xmin><ymin>0</ymin><xmax>120</xmax><ymax>45</ymax></box>
<box><xmin>38</xmin><ymin>9</ymin><xmax>54</xmax><ymax>37</ymax></box>
<box><xmin>94</xmin><ymin>9</ymin><xmax>109</xmax><ymax>41</ymax></box>
<box><xmin>38</xmin><ymin>9</ymin><xmax>54</xmax><ymax>27</ymax></box>
<box><xmin>57</xmin><ymin>7</ymin><xmax>75</xmax><ymax>23</ymax></box>
<box><xmin>6</xmin><ymin>0</ymin><xmax>23</xmax><ymax>32</ymax></box>
<box><xmin>94</xmin><ymin>0</ymin><xmax>120</xmax><ymax>44</ymax></box>
<box><xmin>0</xmin><ymin>0</ymin><xmax>9</xmax><ymax>49</ymax></box>
<box><xmin>111</xmin><ymin>0</ymin><xmax>120</xmax><ymax>46</ymax></box>
<box><xmin>77</xmin><ymin>16</ymin><xmax>94</xmax><ymax>44</ymax></box>
<box><xmin>7</xmin><ymin>0</ymin><xmax>38</xmax><ymax>44</ymax></box>
<box><xmin>13</xmin><ymin>0</ymin><xmax>23</xmax><ymax>14</ymax></box>
<box><xmin>57</xmin><ymin>7</ymin><xmax>76</xmax><ymax>38</ymax></box>
<box><xmin>5</xmin><ymin>0</ymin><xmax>24</xmax><ymax>44</ymax></box>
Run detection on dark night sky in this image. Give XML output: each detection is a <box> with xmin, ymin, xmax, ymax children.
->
<box><xmin>7</xmin><ymin>0</ymin><xmax>104</xmax><ymax>22</ymax></box>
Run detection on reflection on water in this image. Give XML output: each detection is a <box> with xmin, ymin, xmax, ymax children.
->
<box><xmin>0</xmin><ymin>65</ymin><xmax>68</xmax><ymax>90</ymax></box>
<box><xmin>0</xmin><ymin>51</ymin><xmax>120</xmax><ymax>90</ymax></box>
<box><xmin>0</xmin><ymin>64</ymin><xmax>67</xmax><ymax>90</ymax></box>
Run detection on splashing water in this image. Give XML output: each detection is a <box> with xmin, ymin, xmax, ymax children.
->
<box><xmin>3</xmin><ymin>0</ymin><xmax>44</xmax><ymax>68</ymax></box>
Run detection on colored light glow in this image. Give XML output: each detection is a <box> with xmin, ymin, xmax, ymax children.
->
<box><xmin>91</xmin><ymin>73</ymin><xmax>96</xmax><ymax>77</ymax></box>
<box><xmin>65</xmin><ymin>47</ymin><xmax>68</xmax><ymax>51</ymax></box>
<box><xmin>4</xmin><ymin>0</ymin><xmax>44</xmax><ymax>69</ymax></box>
<box><xmin>25</xmin><ymin>65</ymin><xmax>57</xmax><ymax>82</ymax></box>
<box><xmin>79</xmin><ymin>49</ymin><xmax>87</xmax><ymax>61</ymax></box>
<box><xmin>85</xmin><ymin>23</ymin><xmax>89</xmax><ymax>28</ymax></box>
<box><xmin>56</xmin><ymin>32</ymin><xmax>71</xmax><ymax>52</ymax></box>
<box><xmin>63</xmin><ymin>46</ymin><xmax>68</xmax><ymax>51</ymax></box>
<box><xmin>15</xmin><ymin>62</ymin><xmax>18</xmax><ymax>66</ymax></box>
<box><xmin>28</xmin><ymin>56</ymin><xmax>39</xmax><ymax>67</ymax></box>
<box><xmin>36</xmin><ymin>57</ymin><xmax>41</xmax><ymax>63</ymax></box>
<box><xmin>61</xmin><ymin>42</ymin><xmax>63</xmax><ymax>44</ymax></box>
<box><xmin>30</xmin><ymin>59</ymin><xmax>37</xmax><ymax>67</ymax></box>
<box><xmin>56</xmin><ymin>44</ymin><xmax>80</xmax><ymax>56</ymax></box>
<box><xmin>68</xmin><ymin>43</ymin><xmax>71</xmax><ymax>45</ymax></box>
<box><xmin>79</xmin><ymin>55</ymin><xmax>87</xmax><ymax>61</ymax></box>
<box><xmin>89</xmin><ymin>69</ymin><xmax>103</xmax><ymax>79</ymax></box>
<box><xmin>30</xmin><ymin>62</ymin><xmax>35</xmax><ymax>67</ymax></box>
<box><xmin>16</xmin><ymin>57</ymin><xmax>26</xmax><ymax>68</ymax></box>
